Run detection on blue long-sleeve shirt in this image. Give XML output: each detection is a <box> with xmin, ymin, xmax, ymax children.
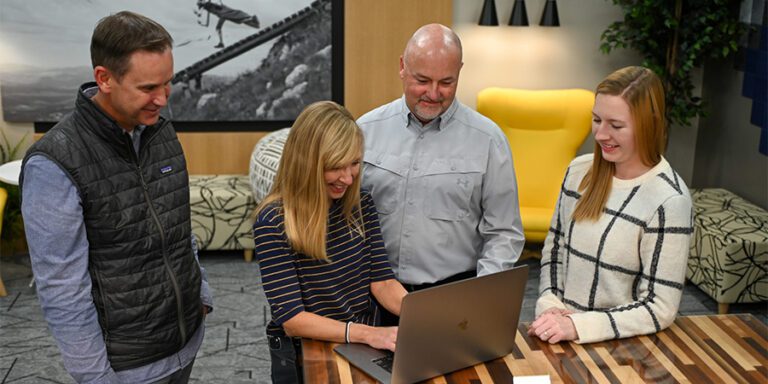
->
<box><xmin>21</xmin><ymin>126</ymin><xmax>212</xmax><ymax>383</ymax></box>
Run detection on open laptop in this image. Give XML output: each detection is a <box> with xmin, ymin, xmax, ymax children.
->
<box><xmin>334</xmin><ymin>264</ymin><xmax>529</xmax><ymax>384</ymax></box>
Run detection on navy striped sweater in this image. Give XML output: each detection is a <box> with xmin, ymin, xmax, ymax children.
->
<box><xmin>253</xmin><ymin>190</ymin><xmax>395</xmax><ymax>337</ymax></box>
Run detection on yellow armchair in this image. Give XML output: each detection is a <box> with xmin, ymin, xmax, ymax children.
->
<box><xmin>477</xmin><ymin>88</ymin><xmax>594</xmax><ymax>242</ymax></box>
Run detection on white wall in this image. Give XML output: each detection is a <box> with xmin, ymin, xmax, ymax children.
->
<box><xmin>453</xmin><ymin>0</ymin><xmax>638</xmax><ymax>106</ymax></box>
<box><xmin>452</xmin><ymin>0</ymin><xmax>640</xmax><ymax>157</ymax></box>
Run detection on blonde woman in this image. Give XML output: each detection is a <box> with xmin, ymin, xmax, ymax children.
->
<box><xmin>253</xmin><ymin>101</ymin><xmax>407</xmax><ymax>383</ymax></box>
<box><xmin>529</xmin><ymin>66</ymin><xmax>693</xmax><ymax>344</ymax></box>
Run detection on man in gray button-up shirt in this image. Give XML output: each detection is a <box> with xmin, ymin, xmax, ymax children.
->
<box><xmin>358</xmin><ymin>24</ymin><xmax>525</xmax><ymax>293</ymax></box>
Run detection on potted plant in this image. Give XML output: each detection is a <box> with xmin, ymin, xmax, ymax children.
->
<box><xmin>600</xmin><ymin>0</ymin><xmax>746</xmax><ymax>127</ymax></box>
<box><xmin>1</xmin><ymin>129</ymin><xmax>28</xmax><ymax>255</ymax></box>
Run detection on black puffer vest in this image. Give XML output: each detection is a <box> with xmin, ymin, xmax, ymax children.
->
<box><xmin>21</xmin><ymin>83</ymin><xmax>202</xmax><ymax>371</ymax></box>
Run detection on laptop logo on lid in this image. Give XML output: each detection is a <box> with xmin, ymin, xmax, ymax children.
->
<box><xmin>160</xmin><ymin>165</ymin><xmax>173</xmax><ymax>174</ymax></box>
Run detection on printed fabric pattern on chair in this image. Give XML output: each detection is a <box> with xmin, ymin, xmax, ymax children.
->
<box><xmin>189</xmin><ymin>175</ymin><xmax>255</xmax><ymax>257</ymax></box>
<box><xmin>477</xmin><ymin>88</ymin><xmax>594</xmax><ymax>243</ymax></box>
<box><xmin>688</xmin><ymin>188</ymin><xmax>768</xmax><ymax>313</ymax></box>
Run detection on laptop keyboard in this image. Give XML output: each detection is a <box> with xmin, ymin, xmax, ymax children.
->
<box><xmin>371</xmin><ymin>351</ymin><xmax>395</xmax><ymax>372</ymax></box>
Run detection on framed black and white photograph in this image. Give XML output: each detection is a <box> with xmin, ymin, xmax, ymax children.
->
<box><xmin>0</xmin><ymin>0</ymin><xmax>343</xmax><ymax>127</ymax></box>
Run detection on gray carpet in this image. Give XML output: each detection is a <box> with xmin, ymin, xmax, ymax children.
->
<box><xmin>0</xmin><ymin>248</ymin><xmax>765</xmax><ymax>383</ymax></box>
<box><xmin>0</xmin><ymin>252</ymin><xmax>271</xmax><ymax>384</ymax></box>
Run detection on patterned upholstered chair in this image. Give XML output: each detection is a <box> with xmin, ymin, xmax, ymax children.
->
<box><xmin>688</xmin><ymin>188</ymin><xmax>768</xmax><ymax>313</ymax></box>
<box><xmin>189</xmin><ymin>175</ymin><xmax>256</xmax><ymax>261</ymax></box>
<box><xmin>249</xmin><ymin>128</ymin><xmax>290</xmax><ymax>203</ymax></box>
<box><xmin>188</xmin><ymin>128</ymin><xmax>290</xmax><ymax>263</ymax></box>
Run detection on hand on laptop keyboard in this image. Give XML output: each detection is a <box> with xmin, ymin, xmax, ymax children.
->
<box><xmin>357</xmin><ymin>324</ymin><xmax>398</xmax><ymax>351</ymax></box>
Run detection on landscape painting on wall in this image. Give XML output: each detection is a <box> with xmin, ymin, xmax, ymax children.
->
<box><xmin>0</xmin><ymin>0</ymin><xmax>338</xmax><ymax>123</ymax></box>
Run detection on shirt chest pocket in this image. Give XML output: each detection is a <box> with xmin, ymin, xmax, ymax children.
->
<box><xmin>423</xmin><ymin>158</ymin><xmax>484</xmax><ymax>221</ymax></box>
<box><xmin>363</xmin><ymin>152</ymin><xmax>406</xmax><ymax>215</ymax></box>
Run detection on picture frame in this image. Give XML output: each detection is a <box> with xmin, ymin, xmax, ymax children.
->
<box><xmin>0</xmin><ymin>0</ymin><xmax>344</xmax><ymax>132</ymax></box>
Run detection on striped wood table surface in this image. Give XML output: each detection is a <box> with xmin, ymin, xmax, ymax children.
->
<box><xmin>302</xmin><ymin>314</ymin><xmax>767</xmax><ymax>383</ymax></box>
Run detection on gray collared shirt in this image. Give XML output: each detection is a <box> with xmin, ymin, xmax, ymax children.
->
<box><xmin>358</xmin><ymin>97</ymin><xmax>525</xmax><ymax>285</ymax></box>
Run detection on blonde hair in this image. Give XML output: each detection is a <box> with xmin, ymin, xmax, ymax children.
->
<box><xmin>257</xmin><ymin>101</ymin><xmax>365</xmax><ymax>261</ymax></box>
<box><xmin>573</xmin><ymin>66</ymin><xmax>667</xmax><ymax>221</ymax></box>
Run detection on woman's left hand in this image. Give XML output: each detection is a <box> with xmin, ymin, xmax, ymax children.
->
<box><xmin>528</xmin><ymin>313</ymin><xmax>578</xmax><ymax>344</ymax></box>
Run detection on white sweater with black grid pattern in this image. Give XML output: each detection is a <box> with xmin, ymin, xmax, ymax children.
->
<box><xmin>536</xmin><ymin>154</ymin><xmax>693</xmax><ymax>344</ymax></box>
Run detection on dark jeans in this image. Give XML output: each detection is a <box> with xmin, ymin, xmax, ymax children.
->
<box><xmin>269</xmin><ymin>335</ymin><xmax>304</xmax><ymax>384</ymax></box>
<box><xmin>379</xmin><ymin>269</ymin><xmax>477</xmax><ymax>326</ymax></box>
<box><xmin>149</xmin><ymin>359</ymin><xmax>195</xmax><ymax>384</ymax></box>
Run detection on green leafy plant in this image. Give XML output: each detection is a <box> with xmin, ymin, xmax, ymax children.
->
<box><xmin>0</xmin><ymin>129</ymin><xmax>27</xmax><ymax>164</ymax></box>
<box><xmin>601</xmin><ymin>0</ymin><xmax>746</xmax><ymax>127</ymax></box>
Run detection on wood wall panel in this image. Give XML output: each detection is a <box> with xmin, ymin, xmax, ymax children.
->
<box><xmin>343</xmin><ymin>0</ymin><xmax>452</xmax><ymax>118</ymax></box>
<box><xmin>177</xmin><ymin>132</ymin><xmax>267</xmax><ymax>174</ymax></box>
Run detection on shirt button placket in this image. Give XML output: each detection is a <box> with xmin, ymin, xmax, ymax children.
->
<box><xmin>400</xmin><ymin>129</ymin><xmax>425</xmax><ymax>281</ymax></box>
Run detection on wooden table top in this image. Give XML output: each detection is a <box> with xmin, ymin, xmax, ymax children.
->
<box><xmin>301</xmin><ymin>314</ymin><xmax>767</xmax><ymax>383</ymax></box>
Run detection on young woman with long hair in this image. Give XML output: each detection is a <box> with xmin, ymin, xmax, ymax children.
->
<box><xmin>253</xmin><ymin>101</ymin><xmax>407</xmax><ymax>383</ymax></box>
<box><xmin>529</xmin><ymin>66</ymin><xmax>693</xmax><ymax>344</ymax></box>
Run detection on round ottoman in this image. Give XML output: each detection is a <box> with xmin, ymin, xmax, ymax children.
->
<box><xmin>249</xmin><ymin>128</ymin><xmax>291</xmax><ymax>204</ymax></box>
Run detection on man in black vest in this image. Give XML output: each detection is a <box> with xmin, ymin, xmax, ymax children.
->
<box><xmin>20</xmin><ymin>11</ymin><xmax>212</xmax><ymax>384</ymax></box>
